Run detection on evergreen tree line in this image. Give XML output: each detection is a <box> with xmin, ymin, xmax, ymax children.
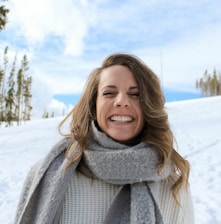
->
<box><xmin>42</xmin><ymin>110</ymin><xmax>55</xmax><ymax>119</ymax></box>
<box><xmin>196</xmin><ymin>69</ymin><xmax>221</xmax><ymax>97</ymax></box>
<box><xmin>0</xmin><ymin>47</ymin><xmax>32</xmax><ymax>127</ymax></box>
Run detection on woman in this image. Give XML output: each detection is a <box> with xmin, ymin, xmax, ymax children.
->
<box><xmin>14</xmin><ymin>53</ymin><xmax>194</xmax><ymax>224</ymax></box>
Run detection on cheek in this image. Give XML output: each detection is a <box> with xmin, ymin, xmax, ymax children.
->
<box><xmin>95</xmin><ymin>99</ymin><xmax>105</xmax><ymax>124</ymax></box>
<box><xmin>96</xmin><ymin>100</ymin><xmax>114</xmax><ymax>134</ymax></box>
<box><xmin>95</xmin><ymin>97</ymin><xmax>101</xmax><ymax>119</ymax></box>
<box><xmin>95</xmin><ymin>109</ymin><xmax>108</xmax><ymax>134</ymax></box>
<box><xmin>137</xmin><ymin>107</ymin><xmax>145</xmax><ymax>129</ymax></box>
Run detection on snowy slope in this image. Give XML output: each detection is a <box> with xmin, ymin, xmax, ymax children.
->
<box><xmin>0</xmin><ymin>96</ymin><xmax>221</xmax><ymax>224</ymax></box>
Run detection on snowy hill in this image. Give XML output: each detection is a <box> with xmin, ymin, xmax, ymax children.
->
<box><xmin>1</xmin><ymin>96</ymin><xmax>221</xmax><ymax>223</ymax></box>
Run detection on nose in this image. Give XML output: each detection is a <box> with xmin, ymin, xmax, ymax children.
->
<box><xmin>114</xmin><ymin>93</ymin><xmax>130</xmax><ymax>107</ymax></box>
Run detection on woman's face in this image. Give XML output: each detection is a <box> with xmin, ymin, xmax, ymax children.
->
<box><xmin>96</xmin><ymin>65</ymin><xmax>144</xmax><ymax>144</ymax></box>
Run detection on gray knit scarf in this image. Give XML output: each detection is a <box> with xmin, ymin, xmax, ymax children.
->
<box><xmin>75</xmin><ymin>122</ymin><xmax>171</xmax><ymax>224</ymax></box>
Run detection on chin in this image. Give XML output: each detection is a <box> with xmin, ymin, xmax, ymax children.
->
<box><xmin>112</xmin><ymin>136</ymin><xmax>140</xmax><ymax>146</ymax></box>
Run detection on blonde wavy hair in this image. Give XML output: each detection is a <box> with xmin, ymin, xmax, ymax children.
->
<box><xmin>59</xmin><ymin>53</ymin><xmax>190</xmax><ymax>201</ymax></box>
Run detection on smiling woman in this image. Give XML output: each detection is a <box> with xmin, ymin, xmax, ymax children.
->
<box><xmin>14</xmin><ymin>53</ymin><xmax>194</xmax><ymax>224</ymax></box>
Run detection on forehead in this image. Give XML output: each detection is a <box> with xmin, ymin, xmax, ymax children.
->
<box><xmin>99</xmin><ymin>65</ymin><xmax>137</xmax><ymax>87</ymax></box>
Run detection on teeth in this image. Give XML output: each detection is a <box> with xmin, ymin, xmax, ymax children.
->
<box><xmin>110</xmin><ymin>116</ymin><xmax>132</xmax><ymax>122</ymax></box>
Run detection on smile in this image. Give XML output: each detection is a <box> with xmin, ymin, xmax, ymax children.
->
<box><xmin>110</xmin><ymin>115</ymin><xmax>133</xmax><ymax>122</ymax></box>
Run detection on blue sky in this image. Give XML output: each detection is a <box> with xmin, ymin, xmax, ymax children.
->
<box><xmin>1</xmin><ymin>0</ymin><xmax>221</xmax><ymax>116</ymax></box>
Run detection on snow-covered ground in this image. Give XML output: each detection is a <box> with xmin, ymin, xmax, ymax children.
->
<box><xmin>0</xmin><ymin>96</ymin><xmax>221</xmax><ymax>223</ymax></box>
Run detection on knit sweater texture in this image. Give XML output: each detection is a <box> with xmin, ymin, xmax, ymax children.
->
<box><xmin>57</xmin><ymin>171</ymin><xmax>194</xmax><ymax>224</ymax></box>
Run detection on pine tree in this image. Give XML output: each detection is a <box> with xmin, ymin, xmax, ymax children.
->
<box><xmin>203</xmin><ymin>71</ymin><xmax>210</xmax><ymax>96</ymax></box>
<box><xmin>0</xmin><ymin>6</ymin><xmax>9</xmax><ymax>31</ymax></box>
<box><xmin>21</xmin><ymin>55</ymin><xmax>32</xmax><ymax>121</ymax></box>
<box><xmin>16</xmin><ymin>69</ymin><xmax>23</xmax><ymax>125</ymax></box>
<box><xmin>23</xmin><ymin>76</ymin><xmax>32</xmax><ymax>121</ymax></box>
<box><xmin>5</xmin><ymin>55</ymin><xmax>17</xmax><ymax>126</ymax></box>
<box><xmin>0</xmin><ymin>5</ymin><xmax>9</xmax><ymax>126</ymax></box>
<box><xmin>211</xmin><ymin>69</ymin><xmax>218</xmax><ymax>96</ymax></box>
<box><xmin>0</xmin><ymin>68</ymin><xmax>4</xmax><ymax>125</ymax></box>
<box><xmin>42</xmin><ymin>109</ymin><xmax>49</xmax><ymax>119</ymax></box>
<box><xmin>196</xmin><ymin>69</ymin><xmax>221</xmax><ymax>97</ymax></box>
<box><xmin>0</xmin><ymin>46</ymin><xmax>8</xmax><ymax>124</ymax></box>
<box><xmin>218</xmin><ymin>75</ymin><xmax>221</xmax><ymax>95</ymax></box>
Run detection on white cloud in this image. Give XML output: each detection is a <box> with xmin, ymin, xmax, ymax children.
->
<box><xmin>41</xmin><ymin>74</ymin><xmax>87</xmax><ymax>94</ymax></box>
<box><xmin>30</xmin><ymin>74</ymin><xmax>74</xmax><ymax>118</ymax></box>
<box><xmin>163</xmin><ymin>26</ymin><xmax>221</xmax><ymax>90</ymax></box>
<box><xmin>7</xmin><ymin>0</ymin><xmax>98</xmax><ymax>56</ymax></box>
<box><xmin>29</xmin><ymin>54</ymin><xmax>98</xmax><ymax>94</ymax></box>
<box><xmin>31</xmin><ymin>74</ymin><xmax>54</xmax><ymax>118</ymax></box>
<box><xmin>135</xmin><ymin>23</ymin><xmax>221</xmax><ymax>92</ymax></box>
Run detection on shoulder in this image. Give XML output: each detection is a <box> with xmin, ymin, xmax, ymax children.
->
<box><xmin>21</xmin><ymin>136</ymin><xmax>72</xmax><ymax>185</ymax></box>
<box><xmin>14</xmin><ymin>137</ymin><xmax>74</xmax><ymax>223</ymax></box>
<box><xmin>159</xmin><ymin>173</ymin><xmax>194</xmax><ymax>224</ymax></box>
<box><xmin>45</xmin><ymin>137</ymin><xmax>72</xmax><ymax>163</ymax></box>
<box><xmin>26</xmin><ymin>137</ymin><xmax>71</xmax><ymax>176</ymax></box>
<box><xmin>30</xmin><ymin>137</ymin><xmax>73</xmax><ymax>183</ymax></box>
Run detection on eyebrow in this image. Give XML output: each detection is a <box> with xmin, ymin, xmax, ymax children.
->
<box><xmin>101</xmin><ymin>85</ymin><xmax>139</xmax><ymax>90</ymax></box>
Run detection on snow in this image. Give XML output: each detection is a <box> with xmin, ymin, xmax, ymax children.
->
<box><xmin>1</xmin><ymin>96</ymin><xmax>221</xmax><ymax>224</ymax></box>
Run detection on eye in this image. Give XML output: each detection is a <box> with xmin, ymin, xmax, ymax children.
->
<box><xmin>103</xmin><ymin>91</ymin><xmax>116</xmax><ymax>97</ymax></box>
<box><xmin>129</xmin><ymin>92</ymin><xmax>140</xmax><ymax>98</ymax></box>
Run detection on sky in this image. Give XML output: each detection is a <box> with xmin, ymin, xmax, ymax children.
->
<box><xmin>0</xmin><ymin>96</ymin><xmax>221</xmax><ymax>223</ymax></box>
<box><xmin>0</xmin><ymin>0</ymin><xmax>221</xmax><ymax>117</ymax></box>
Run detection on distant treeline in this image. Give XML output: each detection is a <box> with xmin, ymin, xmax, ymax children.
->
<box><xmin>0</xmin><ymin>6</ymin><xmax>33</xmax><ymax>127</ymax></box>
<box><xmin>0</xmin><ymin>47</ymin><xmax>32</xmax><ymax>127</ymax></box>
<box><xmin>196</xmin><ymin>69</ymin><xmax>221</xmax><ymax>97</ymax></box>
